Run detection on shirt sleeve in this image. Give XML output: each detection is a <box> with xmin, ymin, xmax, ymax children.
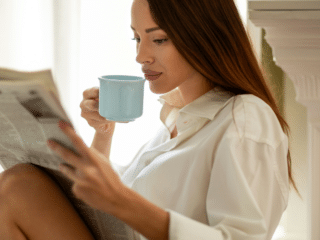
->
<box><xmin>110</xmin><ymin>161</ymin><xmax>129</xmax><ymax>177</ymax></box>
<box><xmin>167</xmin><ymin>132</ymin><xmax>289</xmax><ymax>240</ymax></box>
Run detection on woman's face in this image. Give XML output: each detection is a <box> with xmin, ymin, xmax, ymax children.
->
<box><xmin>131</xmin><ymin>0</ymin><xmax>212</xmax><ymax>105</ymax></box>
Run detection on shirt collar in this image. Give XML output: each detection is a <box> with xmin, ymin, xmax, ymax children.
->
<box><xmin>157</xmin><ymin>86</ymin><xmax>235</xmax><ymax>121</ymax></box>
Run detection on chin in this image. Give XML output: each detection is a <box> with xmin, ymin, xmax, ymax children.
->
<box><xmin>149</xmin><ymin>84</ymin><xmax>174</xmax><ymax>95</ymax></box>
<box><xmin>150</xmin><ymin>88</ymin><xmax>167</xmax><ymax>94</ymax></box>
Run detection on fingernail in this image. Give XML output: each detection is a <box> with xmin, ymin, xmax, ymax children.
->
<box><xmin>58</xmin><ymin>120</ymin><xmax>65</xmax><ymax>129</ymax></box>
<box><xmin>47</xmin><ymin>140</ymin><xmax>56</xmax><ymax>148</ymax></box>
<box><xmin>59</xmin><ymin>120</ymin><xmax>71</xmax><ymax>129</ymax></box>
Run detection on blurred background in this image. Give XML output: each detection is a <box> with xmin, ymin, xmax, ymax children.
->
<box><xmin>0</xmin><ymin>1</ymin><xmax>307</xmax><ymax>239</ymax></box>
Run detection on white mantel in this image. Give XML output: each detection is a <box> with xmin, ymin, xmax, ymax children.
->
<box><xmin>248</xmin><ymin>1</ymin><xmax>320</xmax><ymax>239</ymax></box>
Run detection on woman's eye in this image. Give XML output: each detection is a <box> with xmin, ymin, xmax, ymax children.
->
<box><xmin>131</xmin><ymin>37</ymin><xmax>140</xmax><ymax>43</ymax></box>
<box><xmin>154</xmin><ymin>39</ymin><xmax>168</xmax><ymax>44</ymax></box>
<box><xmin>131</xmin><ymin>37</ymin><xmax>168</xmax><ymax>45</ymax></box>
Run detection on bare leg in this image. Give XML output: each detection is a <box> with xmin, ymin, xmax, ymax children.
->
<box><xmin>0</xmin><ymin>163</ymin><xmax>95</xmax><ymax>240</ymax></box>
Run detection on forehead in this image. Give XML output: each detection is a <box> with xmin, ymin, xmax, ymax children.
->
<box><xmin>131</xmin><ymin>0</ymin><xmax>155</xmax><ymax>27</ymax></box>
<box><xmin>132</xmin><ymin>0</ymin><xmax>149</xmax><ymax>8</ymax></box>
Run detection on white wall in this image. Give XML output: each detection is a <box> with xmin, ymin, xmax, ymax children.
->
<box><xmin>0</xmin><ymin>1</ymin><xmax>163</xmax><ymax>171</ymax></box>
<box><xmin>0</xmin><ymin>0</ymin><xmax>53</xmax><ymax>172</ymax></box>
<box><xmin>282</xmin><ymin>74</ymin><xmax>308</xmax><ymax>239</ymax></box>
<box><xmin>77</xmin><ymin>1</ymin><xmax>163</xmax><ymax>167</ymax></box>
<box><xmin>0</xmin><ymin>0</ymin><xmax>53</xmax><ymax>70</ymax></box>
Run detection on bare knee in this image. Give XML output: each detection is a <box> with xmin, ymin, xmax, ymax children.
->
<box><xmin>0</xmin><ymin>163</ymin><xmax>48</xmax><ymax>199</ymax></box>
<box><xmin>0</xmin><ymin>164</ymin><xmax>44</xmax><ymax>239</ymax></box>
<box><xmin>0</xmin><ymin>164</ymin><xmax>95</xmax><ymax>240</ymax></box>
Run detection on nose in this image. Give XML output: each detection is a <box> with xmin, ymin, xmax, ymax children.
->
<box><xmin>135</xmin><ymin>42</ymin><xmax>154</xmax><ymax>65</ymax></box>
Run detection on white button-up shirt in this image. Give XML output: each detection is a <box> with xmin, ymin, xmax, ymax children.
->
<box><xmin>112</xmin><ymin>87</ymin><xmax>290</xmax><ymax>240</ymax></box>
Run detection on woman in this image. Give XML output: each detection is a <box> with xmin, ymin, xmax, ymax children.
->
<box><xmin>0</xmin><ymin>0</ymin><xmax>301</xmax><ymax>239</ymax></box>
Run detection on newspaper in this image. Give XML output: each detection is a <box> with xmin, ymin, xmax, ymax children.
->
<box><xmin>0</xmin><ymin>68</ymin><xmax>77</xmax><ymax>170</ymax></box>
<box><xmin>0</xmin><ymin>67</ymin><xmax>139</xmax><ymax>240</ymax></box>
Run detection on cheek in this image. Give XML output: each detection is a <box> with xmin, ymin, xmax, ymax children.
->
<box><xmin>161</xmin><ymin>53</ymin><xmax>174</xmax><ymax>67</ymax></box>
<box><xmin>158</xmin><ymin>46</ymin><xmax>192</xmax><ymax>78</ymax></box>
<box><xmin>160</xmin><ymin>46</ymin><xmax>177</xmax><ymax>63</ymax></box>
<box><xmin>162</xmin><ymin>55</ymin><xmax>181</xmax><ymax>79</ymax></box>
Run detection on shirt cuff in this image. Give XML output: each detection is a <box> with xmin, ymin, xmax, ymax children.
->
<box><xmin>110</xmin><ymin>161</ymin><xmax>127</xmax><ymax>177</ymax></box>
<box><xmin>166</xmin><ymin>209</ymin><xmax>224</xmax><ymax>240</ymax></box>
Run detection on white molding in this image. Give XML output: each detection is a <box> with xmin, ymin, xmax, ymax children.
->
<box><xmin>290</xmin><ymin>75</ymin><xmax>320</xmax><ymax>109</ymax></box>
<box><xmin>278</xmin><ymin>234</ymin><xmax>306</xmax><ymax>240</ymax></box>
<box><xmin>247</xmin><ymin>19</ymin><xmax>262</xmax><ymax>63</ymax></box>
<box><xmin>249</xmin><ymin>0</ymin><xmax>320</xmax><ymax>10</ymax></box>
<box><xmin>307</xmin><ymin>122</ymin><xmax>320</xmax><ymax>239</ymax></box>
<box><xmin>249</xmin><ymin>1</ymin><xmax>320</xmax><ymax>239</ymax></box>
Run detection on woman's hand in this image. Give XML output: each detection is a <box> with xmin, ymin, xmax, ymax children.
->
<box><xmin>47</xmin><ymin>120</ymin><xmax>129</xmax><ymax>215</ymax></box>
<box><xmin>47</xmin><ymin>121</ymin><xmax>170</xmax><ymax>240</ymax></box>
<box><xmin>80</xmin><ymin>87</ymin><xmax>128</xmax><ymax>134</ymax></box>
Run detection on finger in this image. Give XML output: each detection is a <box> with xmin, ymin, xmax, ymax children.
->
<box><xmin>83</xmin><ymin>87</ymin><xmax>99</xmax><ymax>100</ymax></box>
<box><xmin>81</xmin><ymin>111</ymin><xmax>106</xmax><ymax>123</ymax></box>
<box><xmin>58</xmin><ymin>120</ymin><xmax>93</xmax><ymax>160</ymax></box>
<box><xmin>83</xmin><ymin>116</ymin><xmax>127</xmax><ymax>124</ymax></box>
<box><xmin>47</xmin><ymin>139</ymin><xmax>85</xmax><ymax>169</ymax></box>
<box><xmin>80</xmin><ymin>99</ymin><xmax>99</xmax><ymax>112</ymax></box>
<box><xmin>59</xmin><ymin>164</ymin><xmax>97</xmax><ymax>201</ymax></box>
<box><xmin>59</xmin><ymin>163</ymin><xmax>80</xmax><ymax>182</ymax></box>
<box><xmin>87</xmin><ymin>99</ymin><xmax>99</xmax><ymax>111</ymax></box>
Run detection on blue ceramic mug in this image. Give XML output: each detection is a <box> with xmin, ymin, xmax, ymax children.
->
<box><xmin>98</xmin><ymin>75</ymin><xmax>146</xmax><ymax>122</ymax></box>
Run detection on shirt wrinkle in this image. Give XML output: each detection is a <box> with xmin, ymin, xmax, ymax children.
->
<box><xmin>227</xmin><ymin>130</ymin><xmax>289</xmax><ymax>206</ymax></box>
<box><xmin>231</xmin><ymin>97</ymin><xmax>243</xmax><ymax>140</ymax></box>
<box><xmin>119</xmin><ymin>88</ymin><xmax>289</xmax><ymax>240</ymax></box>
<box><xmin>157</xmin><ymin>87</ymin><xmax>235</xmax><ymax>134</ymax></box>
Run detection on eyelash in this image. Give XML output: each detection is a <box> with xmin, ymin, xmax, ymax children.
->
<box><xmin>131</xmin><ymin>37</ymin><xmax>168</xmax><ymax>45</ymax></box>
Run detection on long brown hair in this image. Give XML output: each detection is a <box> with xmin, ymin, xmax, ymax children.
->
<box><xmin>146</xmin><ymin>0</ymin><xmax>302</xmax><ymax>199</ymax></box>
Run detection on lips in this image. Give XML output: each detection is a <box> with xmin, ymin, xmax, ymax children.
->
<box><xmin>142</xmin><ymin>69</ymin><xmax>162</xmax><ymax>76</ymax></box>
<box><xmin>144</xmin><ymin>73</ymin><xmax>162</xmax><ymax>81</ymax></box>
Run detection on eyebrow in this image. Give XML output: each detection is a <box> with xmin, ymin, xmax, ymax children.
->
<box><xmin>130</xmin><ymin>25</ymin><xmax>162</xmax><ymax>33</ymax></box>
